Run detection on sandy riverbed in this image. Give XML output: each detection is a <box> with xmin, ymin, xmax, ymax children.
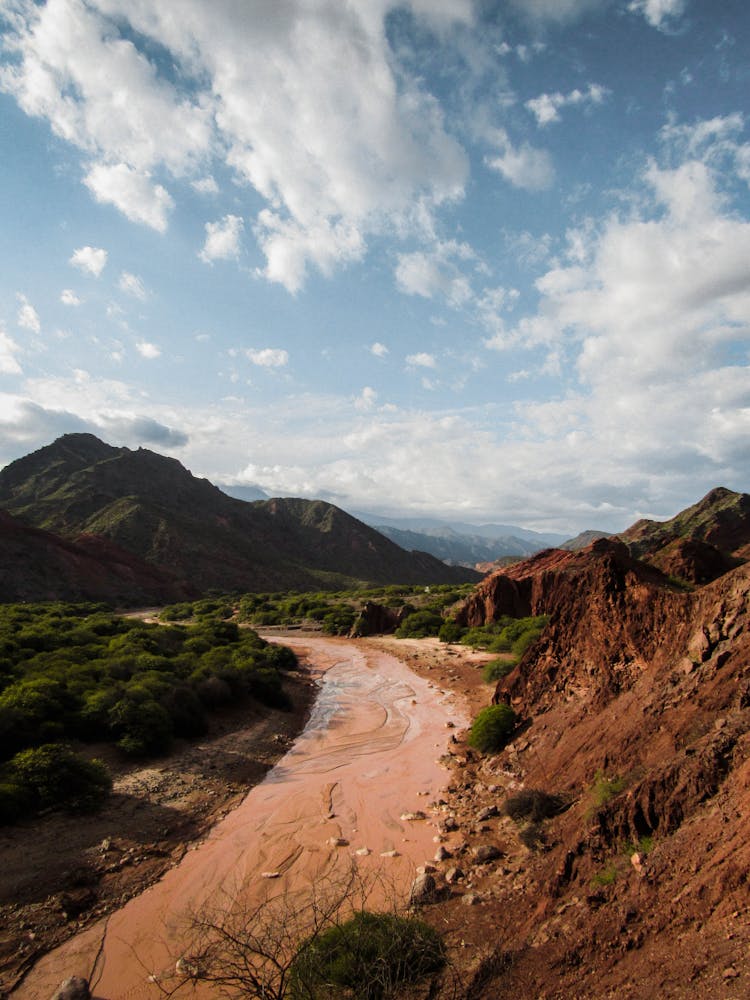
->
<box><xmin>13</xmin><ymin>636</ymin><xmax>476</xmax><ymax>999</ymax></box>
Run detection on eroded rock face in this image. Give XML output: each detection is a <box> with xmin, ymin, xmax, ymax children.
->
<box><xmin>348</xmin><ymin>601</ymin><xmax>407</xmax><ymax>637</ymax></box>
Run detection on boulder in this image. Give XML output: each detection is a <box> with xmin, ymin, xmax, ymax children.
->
<box><xmin>50</xmin><ymin>979</ymin><xmax>90</xmax><ymax>1000</ymax></box>
<box><xmin>409</xmin><ymin>872</ymin><xmax>437</xmax><ymax>905</ymax></box>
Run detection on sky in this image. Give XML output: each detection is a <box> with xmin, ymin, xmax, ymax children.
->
<box><xmin>0</xmin><ymin>0</ymin><xmax>749</xmax><ymax>534</ymax></box>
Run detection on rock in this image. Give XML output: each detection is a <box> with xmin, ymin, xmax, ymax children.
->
<box><xmin>400</xmin><ymin>811</ymin><xmax>427</xmax><ymax>821</ymax></box>
<box><xmin>461</xmin><ymin>892</ymin><xmax>482</xmax><ymax>906</ymax></box>
<box><xmin>630</xmin><ymin>852</ymin><xmax>646</xmax><ymax>877</ymax></box>
<box><xmin>328</xmin><ymin>837</ymin><xmax>349</xmax><ymax>847</ymax></box>
<box><xmin>380</xmin><ymin>849</ymin><xmax>400</xmax><ymax>858</ymax></box>
<box><xmin>355</xmin><ymin>847</ymin><xmax>371</xmax><ymax>856</ymax></box>
<box><xmin>50</xmin><ymin>978</ymin><xmax>90</xmax><ymax>1000</ymax></box>
<box><xmin>434</xmin><ymin>845</ymin><xmax>452</xmax><ymax>862</ymax></box>
<box><xmin>409</xmin><ymin>872</ymin><xmax>437</xmax><ymax>905</ymax></box>
<box><xmin>445</xmin><ymin>867</ymin><xmax>464</xmax><ymax>884</ymax></box>
<box><xmin>437</xmin><ymin>816</ymin><xmax>458</xmax><ymax>833</ymax></box>
<box><xmin>723</xmin><ymin>967</ymin><xmax>739</xmax><ymax>980</ymax></box>
<box><xmin>473</xmin><ymin>844</ymin><xmax>503</xmax><ymax>863</ymax></box>
<box><xmin>477</xmin><ymin>805</ymin><xmax>499</xmax><ymax>821</ymax></box>
<box><xmin>261</xmin><ymin>871</ymin><xmax>281</xmax><ymax>879</ymax></box>
<box><xmin>416</xmin><ymin>863</ymin><xmax>437</xmax><ymax>875</ymax></box>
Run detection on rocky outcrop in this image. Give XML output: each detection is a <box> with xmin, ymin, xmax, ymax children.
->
<box><xmin>647</xmin><ymin>537</ymin><xmax>739</xmax><ymax>585</ymax></box>
<box><xmin>348</xmin><ymin>601</ymin><xmax>408</xmax><ymax>637</ymax></box>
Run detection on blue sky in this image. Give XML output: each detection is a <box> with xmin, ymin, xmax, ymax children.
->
<box><xmin>0</xmin><ymin>0</ymin><xmax>749</xmax><ymax>533</ymax></box>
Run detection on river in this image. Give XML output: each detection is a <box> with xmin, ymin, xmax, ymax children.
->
<box><xmin>15</xmin><ymin>637</ymin><xmax>466</xmax><ymax>999</ymax></box>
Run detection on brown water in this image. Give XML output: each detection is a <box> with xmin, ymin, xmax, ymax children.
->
<box><xmin>16</xmin><ymin>638</ymin><xmax>465</xmax><ymax>999</ymax></box>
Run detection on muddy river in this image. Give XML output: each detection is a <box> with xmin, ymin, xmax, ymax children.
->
<box><xmin>16</xmin><ymin>637</ymin><xmax>466</xmax><ymax>999</ymax></box>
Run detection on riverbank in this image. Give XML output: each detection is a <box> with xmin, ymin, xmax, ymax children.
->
<box><xmin>0</xmin><ymin>664</ymin><xmax>317</xmax><ymax>996</ymax></box>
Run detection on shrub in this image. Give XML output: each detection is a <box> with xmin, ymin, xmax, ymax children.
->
<box><xmin>438</xmin><ymin>620</ymin><xmax>465</xmax><ymax>644</ymax></box>
<box><xmin>394</xmin><ymin>610</ymin><xmax>443</xmax><ymax>639</ymax></box>
<box><xmin>482</xmin><ymin>657</ymin><xmax>516</xmax><ymax>683</ymax></box>
<box><xmin>586</xmin><ymin>770</ymin><xmax>627</xmax><ymax>817</ymax></box>
<box><xmin>467</xmin><ymin>704</ymin><xmax>517</xmax><ymax>753</ymax></box>
<box><xmin>289</xmin><ymin>911</ymin><xmax>446</xmax><ymax>1000</ymax></box>
<box><xmin>504</xmin><ymin>789</ymin><xmax>566</xmax><ymax>822</ymax></box>
<box><xmin>5</xmin><ymin>743</ymin><xmax>111</xmax><ymax>816</ymax></box>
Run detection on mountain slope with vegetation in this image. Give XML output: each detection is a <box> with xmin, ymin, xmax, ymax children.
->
<box><xmin>0</xmin><ymin>434</ymin><xmax>479</xmax><ymax>602</ymax></box>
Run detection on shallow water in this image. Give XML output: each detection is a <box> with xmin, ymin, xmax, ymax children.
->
<box><xmin>16</xmin><ymin>637</ymin><xmax>465</xmax><ymax>1000</ymax></box>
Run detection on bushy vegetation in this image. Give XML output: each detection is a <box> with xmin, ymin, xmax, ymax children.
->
<box><xmin>467</xmin><ymin>704</ymin><xmax>517</xmax><ymax>753</ymax></box>
<box><xmin>236</xmin><ymin>584</ymin><xmax>475</xmax><ymax>636</ymax></box>
<box><xmin>481</xmin><ymin>657</ymin><xmax>517</xmax><ymax>683</ymax></box>
<box><xmin>0</xmin><ymin>743</ymin><xmax>111</xmax><ymax>823</ymax></box>
<box><xmin>586</xmin><ymin>770</ymin><xmax>627</xmax><ymax>818</ymax></box>
<box><xmin>504</xmin><ymin>789</ymin><xmax>567</xmax><ymax>822</ymax></box>
<box><xmin>0</xmin><ymin>601</ymin><xmax>297</xmax><ymax>823</ymax></box>
<box><xmin>289</xmin><ymin>911</ymin><xmax>446</xmax><ymax>1000</ymax></box>
<box><xmin>458</xmin><ymin>615</ymin><xmax>549</xmax><ymax>654</ymax></box>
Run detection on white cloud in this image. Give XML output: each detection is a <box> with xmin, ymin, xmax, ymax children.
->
<box><xmin>199</xmin><ymin>214</ymin><xmax>244</xmax><ymax>263</ymax></box>
<box><xmin>354</xmin><ymin>386</ymin><xmax>378</xmax><ymax>411</ymax></box>
<box><xmin>245</xmin><ymin>348</ymin><xmax>289</xmax><ymax>368</ymax></box>
<box><xmin>406</xmin><ymin>352</ymin><xmax>437</xmax><ymax>368</ymax></box>
<box><xmin>509</xmin><ymin>0</ymin><xmax>606</xmax><ymax>24</ymax></box>
<box><xmin>84</xmin><ymin>162</ymin><xmax>174</xmax><ymax>232</ymax></box>
<box><xmin>118</xmin><ymin>271</ymin><xmax>147</xmax><ymax>299</ymax></box>
<box><xmin>628</xmin><ymin>0</ymin><xmax>686</xmax><ymax>30</ymax></box>
<box><xmin>60</xmin><ymin>289</ymin><xmax>82</xmax><ymax>306</ymax></box>
<box><xmin>136</xmin><ymin>340</ymin><xmax>161</xmax><ymax>359</ymax></box>
<box><xmin>1</xmin><ymin>0</ymin><xmax>469</xmax><ymax>291</ymax></box>
<box><xmin>526</xmin><ymin>83</ymin><xmax>608</xmax><ymax>127</ymax></box>
<box><xmin>0</xmin><ymin>329</ymin><xmax>23</xmax><ymax>374</ymax></box>
<box><xmin>370</xmin><ymin>342</ymin><xmax>389</xmax><ymax>357</ymax></box>
<box><xmin>16</xmin><ymin>294</ymin><xmax>41</xmax><ymax>334</ymax></box>
<box><xmin>395</xmin><ymin>241</ymin><xmax>474</xmax><ymax>305</ymax></box>
<box><xmin>69</xmin><ymin>245</ymin><xmax>108</xmax><ymax>277</ymax></box>
<box><xmin>191</xmin><ymin>175</ymin><xmax>219</xmax><ymax>194</ymax></box>
<box><xmin>485</xmin><ymin>129</ymin><xmax>555</xmax><ymax>191</ymax></box>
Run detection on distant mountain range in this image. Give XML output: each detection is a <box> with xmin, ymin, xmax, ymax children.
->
<box><xmin>0</xmin><ymin>434</ymin><xmax>479</xmax><ymax>604</ymax></box>
<box><xmin>353</xmin><ymin>511</ymin><xmax>567</xmax><ymax>567</ymax></box>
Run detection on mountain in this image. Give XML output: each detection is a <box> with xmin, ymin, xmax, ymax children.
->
<box><xmin>621</xmin><ymin>486</ymin><xmax>750</xmax><ymax>560</ymax></box>
<box><xmin>559</xmin><ymin>528</ymin><xmax>613</xmax><ymax>550</ymax></box>
<box><xmin>352</xmin><ymin>510</ymin><xmax>567</xmax><ymax>565</ymax></box>
<box><xmin>370</xmin><ymin>524</ymin><xmax>541</xmax><ymax>567</ymax></box>
<box><xmin>217</xmin><ymin>483</ymin><xmax>269</xmax><ymax>502</ymax></box>
<box><xmin>0</xmin><ymin>434</ymin><xmax>479</xmax><ymax>601</ymax></box>
<box><xmin>0</xmin><ymin>509</ymin><xmax>190</xmax><ymax>605</ymax></box>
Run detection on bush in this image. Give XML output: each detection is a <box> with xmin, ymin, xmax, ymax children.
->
<box><xmin>5</xmin><ymin>743</ymin><xmax>111</xmax><ymax>816</ymax></box>
<box><xmin>289</xmin><ymin>911</ymin><xmax>446</xmax><ymax>1000</ymax></box>
<box><xmin>395</xmin><ymin>610</ymin><xmax>443</xmax><ymax>639</ymax></box>
<box><xmin>481</xmin><ymin>657</ymin><xmax>516</xmax><ymax>683</ymax></box>
<box><xmin>438</xmin><ymin>620</ymin><xmax>465</xmax><ymax>643</ymax></box>
<box><xmin>467</xmin><ymin>704</ymin><xmax>517</xmax><ymax>753</ymax></box>
<box><xmin>504</xmin><ymin>789</ymin><xmax>566</xmax><ymax>822</ymax></box>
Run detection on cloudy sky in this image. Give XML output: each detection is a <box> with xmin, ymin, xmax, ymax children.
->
<box><xmin>1</xmin><ymin>0</ymin><xmax>749</xmax><ymax>533</ymax></box>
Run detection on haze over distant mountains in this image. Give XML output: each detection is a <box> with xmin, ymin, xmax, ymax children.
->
<box><xmin>0</xmin><ymin>434</ymin><xmax>479</xmax><ymax>604</ymax></box>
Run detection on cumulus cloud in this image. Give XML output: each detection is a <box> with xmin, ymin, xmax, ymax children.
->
<box><xmin>85</xmin><ymin>162</ymin><xmax>174</xmax><ymax>232</ymax></box>
<box><xmin>118</xmin><ymin>271</ymin><xmax>147</xmax><ymax>299</ymax></box>
<box><xmin>395</xmin><ymin>242</ymin><xmax>473</xmax><ymax>305</ymax></box>
<box><xmin>0</xmin><ymin>330</ymin><xmax>23</xmax><ymax>374</ymax></box>
<box><xmin>136</xmin><ymin>340</ymin><xmax>161</xmax><ymax>359</ymax></box>
<box><xmin>526</xmin><ymin>83</ymin><xmax>608</xmax><ymax>127</ymax></box>
<box><xmin>628</xmin><ymin>0</ymin><xmax>686</xmax><ymax>30</ymax></box>
<box><xmin>370</xmin><ymin>342</ymin><xmax>389</xmax><ymax>357</ymax></box>
<box><xmin>1</xmin><ymin>0</ymin><xmax>470</xmax><ymax>290</ymax></box>
<box><xmin>60</xmin><ymin>289</ymin><xmax>82</xmax><ymax>306</ymax></box>
<box><xmin>485</xmin><ymin>129</ymin><xmax>555</xmax><ymax>191</ymax></box>
<box><xmin>406</xmin><ymin>352</ymin><xmax>437</xmax><ymax>369</ymax></box>
<box><xmin>354</xmin><ymin>386</ymin><xmax>378</xmax><ymax>411</ymax></box>
<box><xmin>69</xmin><ymin>245</ymin><xmax>108</xmax><ymax>277</ymax></box>
<box><xmin>245</xmin><ymin>347</ymin><xmax>289</xmax><ymax>368</ymax></box>
<box><xmin>199</xmin><ymin>214</ymin><xmax>244</xmax><ymax>263</ymax></box>
<box><xmin>16</xmin><ymin>294</ymin><xmax>41</xmax><ymax>334</ymax></box>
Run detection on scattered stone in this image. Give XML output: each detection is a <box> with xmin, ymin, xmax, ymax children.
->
<box><xmin>380</xmin><ymin>849</ymin><xmax>400</xmax><ymax>858</ymax></box>
<box><xmin>400</xmin><ymin>811</ymin><xmax>427</xmax><ymax>821</ymax></box>
<box><xmin>416</xmin><ymin>863</ymin><xmax>437</xmax><ymax>875</ymax></box>
<box><xmin>328</xmin><ymin>837</ymin><xmax>349</xmax><ymax>847</ymax></box>
<box><xmin>409</xmin><ymin>872</ymin><xmax>437</xmax><ymax>905</ymax></box>
<box><xmin>723</xmin><ymin>967</ymin><xmax>739</xmax><ymax>980</ymax></box>
<box><xmin>355</xmin><ymin>847</ymin><xmax>371</xmax><ymax>856</ymax></box>
<box><xmin>445</xmin><ymin>721</ymin><xmax>455</xmax><ymax>728</ymax></box>
<box><xmin>50</xmin><ymin>978</ymin><xmax>90</xmax><ymax>1000</ymax></box>
<box><xmin>175</xmin><ymin>956</ymin><xmax>200</xmax><ymax>977</ymax></box>
<box><xmin>445</xmin><ymin>867</ymin><xmax>464</xmax><ymax>884</ymax></box>
<box><xmin>477</xmin><ymin>805</ymin><xmax>499</xmax><ymax>821</ymax></box>
<box><xmin>473</xmin><ymin>844</ymin><xmax>503</xmax><ymax>863</ymax></box>
<box><xmin>438</xmin><ymin>816</ymin><xmax>458</xmax><ymax>834</ymax></box>
<box><xmin>630</xmin><ymin>852</ymin><xmax>646</xmax><ymax>877</ymax></box>
<box><xmin>434</xmin><ymin>845</ymin><xmax>452</xmax><ymax>862</ymax></box>
<box><xmin>261</xmin><ymin>871</ymin><xmax>281</xmax><ymax>879</ymax></box>
<box><xmin>461</xmin><ymin>892</ymin><xmax>482</xmax><ymax>906</ymax></box>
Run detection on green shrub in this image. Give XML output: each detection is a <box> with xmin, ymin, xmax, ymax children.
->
<box><xmin>5</xmin><ymin>743</ymin><xmax>111</xmax><ymax>816</ymax></box>
<box><xmin>481</xmin><ymin>657</ymin><xmax>516</xmax><ymax>683</ymax></box>
<box><xmin>467</xmin><ymin>704</ymin><xmax>517</xmax><ymax>753</ymax></box>
<box><xmin>587</xmin><ymin>770</ymin><xmax>627</xmax><ymax>816</ymax></box>
<box><xmin>289</xmin><ymin>911</ymin><xmax>445</xmax><ymax>1000</ymax></box>
<box><xmin>395</xmin><ymin>610</ymin><xmax>443</xmax><ymax>639</ymax></box>
<box><xmin>438</xmin><ymin>620</ymin><xmax>465</xmax><ymax>643</ymax></box>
